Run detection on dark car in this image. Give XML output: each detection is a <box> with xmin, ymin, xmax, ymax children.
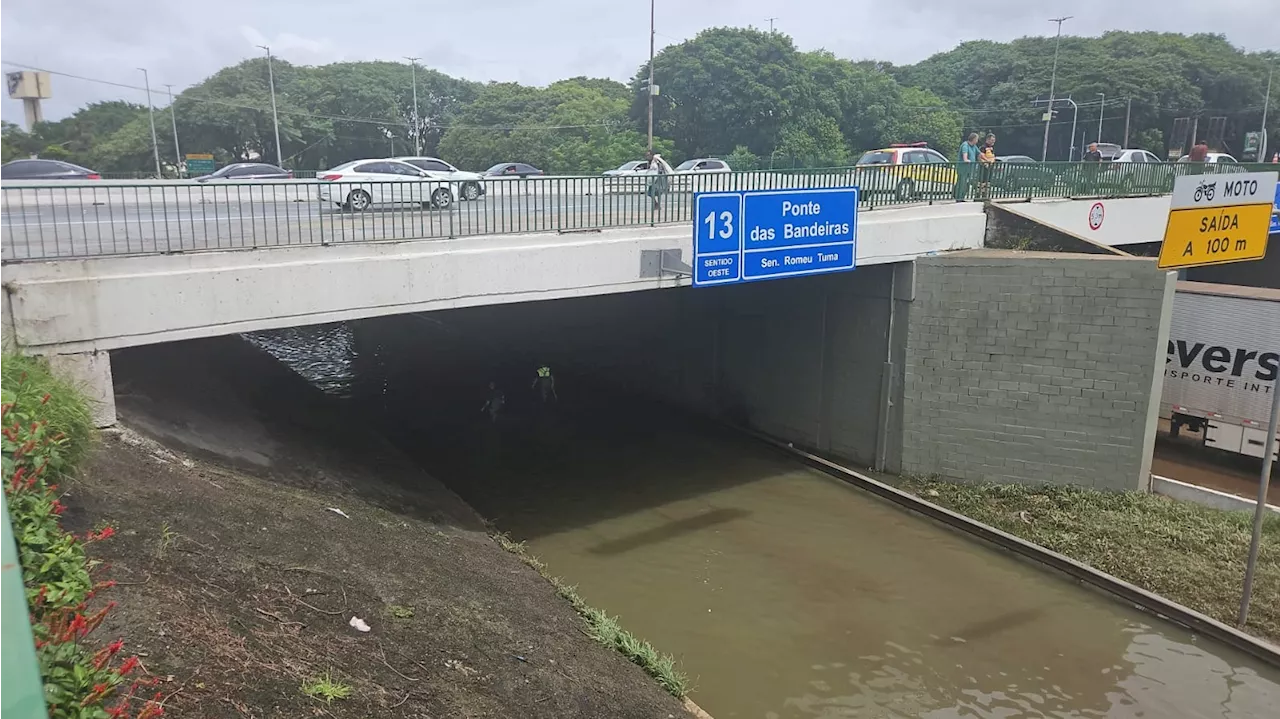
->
<box><xmin>195</xmin><ymin>162</ymin><xmax>292</xmax><ymax>182</ymax></box>
<box><xmin>1</xmin><ymin>159</ymin><xmax>101</xmax><ymax>180</ymax></box>
<box><xmin>484</xmin><ymin>163</ymin><xmax>544</xmax><ymax>178</ymax></box>
<box><xmin>991</xmin><ymin>155</ymin><xmax>1058</xmax><ymax>191</ymax></box>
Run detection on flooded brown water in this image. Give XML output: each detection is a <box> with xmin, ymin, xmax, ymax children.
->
<box><xmin>251</xmin><ymin>323</ymin><xmax>1280</xmax><ymax>718</ymax></box>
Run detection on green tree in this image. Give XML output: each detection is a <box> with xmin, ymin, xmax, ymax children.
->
<box><xmin>775</xmin><ymin>112</ymin><xmax>848</xmax><ymax>166</ymax></box>
<box><xmin>439</xmin><ymin>79</ymin><xmax>673</xmax><ymax>174</ymax></box>
<box><xmin>894</xmin><ymin>33</ymin><xmax>1277</xmax><ymax>160</ymax></box>
<box><xmin>632</xmin><ymin>28</ymin><xmax>816</xmax><ymax>158</ymax></box>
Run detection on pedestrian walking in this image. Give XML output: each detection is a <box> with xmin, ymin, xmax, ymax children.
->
<box><xmin>976</xmin><ymin>134</ymin><xmax>997</xmax><ymax>200</ymax></box>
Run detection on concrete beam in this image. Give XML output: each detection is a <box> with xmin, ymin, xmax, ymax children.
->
<box><xmin>992</xmin><ymin>196</ymin><xmax>1171</xmax><ymax>248</ymax></box>
<box><xmin>3</xmin><ymin>203</ymin><xmax>985</xmax><ymax>354</ymax></box>
<box><xmin>45</xmin><ymin>351</ymin><xmax>116</xmax><ymax>427</ymax></box>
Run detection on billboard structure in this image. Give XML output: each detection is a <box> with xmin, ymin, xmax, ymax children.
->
<box><xmin>6</xmin><ymin>71</ymin><xmax>52</xmax><ymax>129</ymax></box>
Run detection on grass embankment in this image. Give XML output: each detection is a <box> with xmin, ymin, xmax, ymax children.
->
<box><xmin>896</xmin><ymin>478</ymin><xmax>1280</xmax><ymax>645</ymax></box>
<box><xmin>3</xmin><ymin>353</ymin><xmax>164</xmax><ymax>718</ymax></box>
<box><xmin>493</xmin><ymin>533</ymin><xmax>690</xmax><ymax>697</ymax></box>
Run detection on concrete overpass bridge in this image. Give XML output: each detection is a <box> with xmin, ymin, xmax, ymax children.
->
<box><xmin>1</xmin><ymin>169</ymin><xmax>1196</xmax><ymax>495</ymax></box>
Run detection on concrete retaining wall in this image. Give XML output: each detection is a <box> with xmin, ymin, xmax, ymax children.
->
<box><xmin>900</xmin><ymin>250</ymin><xmax>1175</xmax><ymax>491</ymax></box>
<box><xmin>352</xmin><ymin>265</ymin><xmax>907</xmax><ymax>471</ymax></box>
<box><xmin>1151</xmin><ymin>474</ymin><xmax>1280</xmax><ymax>514</ymax></box>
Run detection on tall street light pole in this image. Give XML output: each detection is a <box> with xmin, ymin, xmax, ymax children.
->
<box><xmin>1096</xmin><ymin>92</ymin><xmax>1105</xmax><ymax>143</ymax></box>
<box><xmin>647</xmin><ymin>0</ymin><xmax>655</xmax><ymax>153</ymax></box>
<box><xmin>138</xmin><ymin>68</ymin><xmax>162</xmax><ymax>178</ymax></box>
<box><xmin>164</xmin><ymin>84</ymin><xmax>182</xmax><ymax>177</ymax></box>
<box><xmin>404</xmin><ymin>57</ymin><xmax>421</xmax><ymax>156</ymax></box>
<box><xmin>257</xmin><ymin>45</ymin><xmax>284</xmax><ymax>167</ymax></box>
<box><xmin>1260</xmin><ymin>64</ymin><xmax>1273</xmax><ymax>161</ymax></box>
<box><xmin>1041</xmin><ymin>16</ymin><xmax>1072</xmax><ymax>161</ymax></box>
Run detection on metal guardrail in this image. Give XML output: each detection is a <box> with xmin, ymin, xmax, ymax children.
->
<box><xmin>1</xmin><ymin>162</ymin><xmax>1268</xmax><ymax>262</ymax></box>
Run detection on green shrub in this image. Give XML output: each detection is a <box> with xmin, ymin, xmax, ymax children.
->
<box><xmin>4</xmin><ymin>357</ymin><xmax>162</xmax><ymax>718</ymax></box>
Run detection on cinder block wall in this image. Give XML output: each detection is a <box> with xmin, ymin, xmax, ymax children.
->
<box><xmin>901</xmin><ymin>250</ymin><xmax>1175</xmax><ymax>491</ymax></box>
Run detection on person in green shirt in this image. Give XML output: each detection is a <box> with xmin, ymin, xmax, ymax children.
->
<box><xmin>955</xmin><ymin>132</ymin><xmax>979</xmax><ymax>201</ymax></box>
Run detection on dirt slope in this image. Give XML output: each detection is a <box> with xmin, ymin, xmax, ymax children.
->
<box><xmin>63</xmin><ymin>338</ymin><xmax>690</xmax><ymax>718</ymax></box>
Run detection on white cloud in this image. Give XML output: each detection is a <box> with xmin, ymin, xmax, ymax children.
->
<box><xmin>2</xmin><ymin>0</ymin><xmax>1276</xmax><ymax>123</ymax></box>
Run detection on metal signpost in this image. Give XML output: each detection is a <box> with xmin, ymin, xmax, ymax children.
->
<box><xmin>1157</xmin><ymin>171</ymin><xmax>1280</xmax><ymax>627</ymax></box>
<box><xmin>693</xmin><ymin>187</ymin><xmax>858</xmax><ymax>287</ymax></box>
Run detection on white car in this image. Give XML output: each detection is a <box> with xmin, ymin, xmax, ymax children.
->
<box><xmin>603</xmin><ymin>160</ymin><xmax>655</xmax><ymax>177</ymax></box>
<box><xmin>1177</xmin><ymin>152</ymin><xmax>1242</xmax><ymax>167</ymax></box>
<box><xmin>673</xmin><ymin>158</ymin><xmax>731</xmax><ymax>174</ymax></box>
<box><xmin>393</xmin><ymin>156</ymin><xmax>486</xmax><ymax>200</ymax></box>
<box><xmin>317</xmin><ymin>159</ymin><xmax>456</xmax><ymax>211</ymax></box>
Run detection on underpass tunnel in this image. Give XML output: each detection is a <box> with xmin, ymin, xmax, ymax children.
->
<box><xmin>333</xmin><ymin>263</ymin><xmax>911</xmax><ymax>540</ymax></box>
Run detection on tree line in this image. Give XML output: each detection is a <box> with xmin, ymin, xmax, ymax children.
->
<box><xmin>3</xmin><ymin>28</ymin><xmax>1275</xmax><ymax>175</ymax></box>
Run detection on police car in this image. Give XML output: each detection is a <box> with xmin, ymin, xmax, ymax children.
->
<box><xmin>854</xmin><ymin>143</ymin><xmax>958</xmax><ymax>201</ymax></box>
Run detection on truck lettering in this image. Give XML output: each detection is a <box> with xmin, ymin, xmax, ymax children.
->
<box><xmin>1166</xmin><ymin>339</ymin><xmax>1278</xmax><ymax>381</ymax></box>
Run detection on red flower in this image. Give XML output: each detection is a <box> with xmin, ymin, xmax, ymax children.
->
<box><xmin>41</xmin><ymin>393</ymin><xmax>51</xmax><ymax>404</ymax></box>
<box><xmin>118</xmin><ymin>656</ymin><xmax>140</xmax><ymax>675</ymax></box>
<box><xmin>51</xmin><ymin>500</ymin><xmax>66</xmax><ymax>515</ymax></box>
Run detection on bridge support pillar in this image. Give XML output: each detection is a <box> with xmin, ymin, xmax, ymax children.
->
<box><xmin>47</xmin><ymin>351</ymin><xmax>116</xmax><ymax>428</ymax></box>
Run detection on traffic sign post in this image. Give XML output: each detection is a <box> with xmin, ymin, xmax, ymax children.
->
<box><xmin>1156</xmin><ymin>171</ymin><xmax>1280</xmax><ymax>628</ymax></box>
<box><xmin>184</xmin><ymin>153</ymin><xmax>216</xmax><ymax>176</ymax></box>
<box><xmin>1157</xmin><ymin>171</ymin><xmax>1278</xmax><ymax>270</ymax></box>
<box><xmin>693</xmin><ymin>187</ymin><xmax>858</xmax><ymax>287</ymax></box>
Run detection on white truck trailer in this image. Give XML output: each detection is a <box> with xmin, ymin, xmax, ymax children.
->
<box><xmin>1163</xmin><ymin>281</ymin><xmax>1280</xmax><ymax>460</ymax></box>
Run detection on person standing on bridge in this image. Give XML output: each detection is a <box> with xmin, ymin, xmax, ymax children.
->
<box><xmin>532</xmin><ymin>365</ymin><xmax>557</xmax><ymax>404</ymax></box>
<box><xmin>955</xmin><ymin>132</ymin><xmax>979</xmax><ymax>202</ymax></box>
<box><xmin>976</xmin><ymin>134</ymin><xmax>997</xmax><ymax>200</ymax></box>
<box><xmin>646</xmin><ymin>150</ymin><xmax>673</xmax><ymax>212</ymax></box>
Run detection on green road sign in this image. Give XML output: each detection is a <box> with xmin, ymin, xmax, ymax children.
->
<box><xmin>185</xmin><ymin>153</ymin><xmax>216</xmax><ymax>175</ymax></box>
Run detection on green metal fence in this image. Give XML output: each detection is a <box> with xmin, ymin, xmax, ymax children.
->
<box><xmin>1</xmin><ymin>162</ymin><xmax>1270</xmax><ymax>262</ymax></box>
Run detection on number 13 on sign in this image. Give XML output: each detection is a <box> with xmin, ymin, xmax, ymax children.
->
<box><xmin>694</xmin><ymin>193</ymin><xmax>742</xmax><ymax>255</ymax></box>
<box><xmin>704</xmin><ymin>210</ymin><xmax>734</xmax><ymax>240</ymax></box>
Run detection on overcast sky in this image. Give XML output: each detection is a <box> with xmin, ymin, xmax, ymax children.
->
<box><xmin>2</xmin><ymin>0</ymin><xmax>1276</xmax><ymax>122</ymax></box>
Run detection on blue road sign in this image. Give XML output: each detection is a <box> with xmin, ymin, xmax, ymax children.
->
<box><xmin>1271</xmin><ymin>183</ymin><xmax>1279</xmax><ymax>235</ymax></box>
<box><xmin>693</xmin><ymin>187</ymin><xmax>857</xmax><ymax>286</ymax></box>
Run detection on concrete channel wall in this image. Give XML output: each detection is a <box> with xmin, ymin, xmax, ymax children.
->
<box><xmin>900</xmin><ymin>250</ymin><xmax>1176</xmax><ymax>491</ymax></box>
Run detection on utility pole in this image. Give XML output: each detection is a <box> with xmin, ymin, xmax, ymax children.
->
<box><xmin>1041</xmin><ymin>16</ymin><xmax>1072</xmax><ymax>161</ymax></box>
<box><xmin>138</xmin><ymin>68</ymin><xmax>162</xmax><ymax>178</ymax></box>
<box><xmin>404</xmin><ymin>57</ymin><xmax>421</xmax><ymax>156</ymax></box>
<box><xmin>1123</xmin><ymin>97</ymin><xmax>1132</xmax><ymax>147</ymax></box>
<box><xmin>647</xmin><ymin>0</ymin><xmax>655</xmax><ymax>153</ymax></box>
<box><xmin>1096</xmin><ymin>92</ymin><xmax>1105</xmax><ymax>143</ymax></box>
<box><xmin>766</xmin><ymin>17</ymin><xmax>778</xmax><ymax>32</ymax></box>
<box><xmin>1260</xmin><ymin>64</ymin><xmax>1273</xmax><ymax>161</ymax></box>
<box><xmin>164</xmin><ymin>84</ymin><xmax>182</xmax><ymax>177</ymax></box>
<box><xmin>257</xmin><ymin>45</ymin><xmax>284</xmax><ymax>167</ymax></box>
<box><xmin>1064</xmin><ymin>96</ymin><xmax>1079</xmax><ymax>160</ymax></box>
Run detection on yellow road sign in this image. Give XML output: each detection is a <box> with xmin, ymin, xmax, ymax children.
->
<box><xmin>1158</xmin><ymin>171</ymin><xmax>1278</xmax><ymax>270</ymax></box>
<box><xmin>1157</xmin><ymin>202</ymin><xmax>1273</xmax><ymax>269</ymax></box>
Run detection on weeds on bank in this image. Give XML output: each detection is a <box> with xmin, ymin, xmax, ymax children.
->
<box><xmin>154</xmin><ymin>522</ymin><xmax>178</xmax><ymax>560</ymax></box>
<box><xmin>493</xmin><ymin>533</ymin><xmax>690</xmax><ymax>697</ymax></box>
<box><xmin>301</xmin><ymin>672</ymin><xmax>353</xmax><ymax>704</ymax></box>
<box><xmin>387</xmin><ymin>604</ymin><xmax>415</xmax><ymax>620</ymax></box>
<box><xmin>899</xmin><ymin>477</ymin><xmax>1280</xmax><ymax>643</ymax></box>
<box><xmin>3</xmin><ymin>354</ymin><xmax>164</xmax><ymax>718</ymax></box>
